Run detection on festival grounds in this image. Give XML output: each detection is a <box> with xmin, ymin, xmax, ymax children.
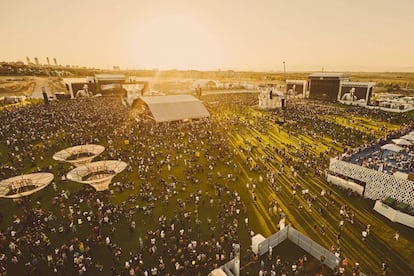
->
<box><xmin>0</xmin><ymin>93</ymin><xmax>413</xmax><ymax>275</ymax></box>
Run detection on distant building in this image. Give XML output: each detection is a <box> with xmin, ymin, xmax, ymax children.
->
<box><xmin>192</xmin><ymin>79</ymin><xmax>218</xmax><ymax>90</ymax></box>
<box><xmin>308</xmin><ymin>73</ymin><xmax>349</xmax><ymax>101</ymax></box>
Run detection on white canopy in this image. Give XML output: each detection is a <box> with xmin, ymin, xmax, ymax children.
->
<box><xmin>0</xmin><ymin>173</ymin><xmax>54</xmax><ymax>199</ymax></box>
<box><xmin>400</xmin><ymin>134</ymin><xmax>414</xmax><ymax>141</ymax></box>
<box><xmin>392</xmin><ymin>139</ymin><xmax>412</xmax><ymax>146</ymax></box>
<box><xmin>381</xmin><ymin>143</ymin><xmax>404</xmax><ymax>152</ymax></box>
<box><xmin>53</xmin><ymin>144</ymin><xmax>105</xmax><ymax>166</ymax></box>
<box><xmin>67</xmin><ymin>160</ymin><xmax>127</xmax><ymax>191</ymax></box>
<box><xmin>208</xmin><ymin>269</ymin><xmax>227</xmax><ymax>276</ymax></box>
<box><xmin>140</xmin><ymin>95</ymin><xmax>210</xmax><ymax>122</ymax></box>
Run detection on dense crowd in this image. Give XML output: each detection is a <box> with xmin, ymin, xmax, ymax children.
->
<box><xmin>0</xmin><ymin>95</ymin><xmax>411</xmax><ymax>275</ymax></box>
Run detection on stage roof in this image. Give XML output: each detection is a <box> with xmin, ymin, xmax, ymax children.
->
<box><xmin>140</xmin><ymin>95</ymin><xmax>210</xmax><ymax>122</ymax></box>
<box><xmin>94</xmin><ymin>74</ymin><xmax>125</xmax><ymax>81</ymax></box>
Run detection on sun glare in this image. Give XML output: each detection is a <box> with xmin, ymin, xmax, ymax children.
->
<box><xmin>130</xmin><ymin>13</ymin><xmax>223</xmax><ymax>70</ymax></box>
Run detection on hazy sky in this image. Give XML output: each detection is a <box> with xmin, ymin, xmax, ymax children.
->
<box><xmin>1</xmin><ymin>0</ymin><xmax>414</xmax><ymax>71</ymax></box>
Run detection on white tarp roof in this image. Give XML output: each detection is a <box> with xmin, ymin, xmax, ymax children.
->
<box><xmin>140</xmin><ymin>95</ymin><xmax>210</xmax><ymax>122</ymax></box>
<box><xmin>401</xmin><ymin>134</ymin><xmax>414</xmax><ymax>141</ymax></box>
<box><xmin>208</xmin><ymin>269</ymin><xmax>227</xmax><ymax>276</ymax></box>
<box><xmin>381</xmin><ymin>143</ymin><xmax>404</xmax><ymax>152</ymax></box>
<box><xmin>392</xmin><ymin>139</ymin><xmax>412</xmax><ymax>146</ymax></box>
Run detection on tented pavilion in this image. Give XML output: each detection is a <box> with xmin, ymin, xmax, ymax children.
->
<box><xmin>381</xmin><ymin>143</ymin><xmax>404</xmax><ymax>152</ymax></box>
<box><xmin>66</xmin><ymin>160</ymin><xmax>127</xmax><ymax>191</ymax></box>
<box><xmin>392</xmin><ymin>139</ymin><xmax>412</xmax><ymax>146</ymax></box>
<box><xmin>0</xmin><ymin>173</ymin><xmax>54</xmax><ymax>199</ymax></box>
<box><xmin>53</xmin><ymin>145</ymin><xmax>105</xmax><ymax>167</ymax></box>
<box><xmin>401</xmin><ymin>134</ymin><xmax>414</xmax><ymax>141</ymax></box>
<box><xmin>139</xmin><ymin>95</ymin><xmax>210</xmax><ymax>122</ymax></box>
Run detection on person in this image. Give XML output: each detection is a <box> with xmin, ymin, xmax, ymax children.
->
<box><xmin>394</xmin><ymin>231</ymin><xmax>400</xmax><ymax>241</ymax></box>
<box><xmin>362</xmin><ymin>230</ymin><xmax>367</xmax><ymax>241</ymax></box>
<box><xmin>341</xmin><ymin>87</ymin><xmax>357</xmax><ymax>101</ymax></box>
<box><xmin>382</xmin><ymin>260</ymin><xmax>389</xmax><ymax>274</ymax></box>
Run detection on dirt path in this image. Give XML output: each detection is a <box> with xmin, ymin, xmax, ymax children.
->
<box><xmin>30</xmin><ymin>77</ymin><xmax>52</xmax><ymax>99</ymax></box>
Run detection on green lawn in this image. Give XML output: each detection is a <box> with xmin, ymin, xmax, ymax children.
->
<box><xmin>0</xmin><ymin>95</ymin><xmax>413</xmax><ymax>275</ymax></box>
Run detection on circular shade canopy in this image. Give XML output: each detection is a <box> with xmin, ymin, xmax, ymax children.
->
<box><xmin>66</xmin><ymin>160</ymin><xmax>127</xmax><ymax>191</ymax></box>
<box><xmin>53</xmin><ymin>145</ymin><xmax>105</xmax><ymax>167</ymax></box>
<box><xmin>0</xmin><ymin>173</ymin><xmax>54</xmax><ymax>199</ymax></box>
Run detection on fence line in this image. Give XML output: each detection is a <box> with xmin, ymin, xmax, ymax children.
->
<box><xmin>212</xmin><ymin>225</ymin><xmax>339</xmax><ymax>275</ymax></box>
<box><xmin>257</xmin><ymin>225</ymin><xmax>340</xmax><ymax>270</ymax></box>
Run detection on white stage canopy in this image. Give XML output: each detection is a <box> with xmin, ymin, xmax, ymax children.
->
<box><xmin>381</xmin><ymin>143</ymin><xmax>404</xmax><ymax>152</ymax></box>
<box><xmin>140</xmin><ymin>95</ymin><xmax>210</xmax><ymax>122</ymax></box>
<box><xmin>392</xmin><ymin>139</ymin><xmax>412</xmax><ymax>146</ymax></box>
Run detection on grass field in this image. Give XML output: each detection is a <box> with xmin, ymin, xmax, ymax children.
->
<box><xmin>0</xmin><ymin>94</ymin><xmax>413</xmax><ymax>275</ymax></box>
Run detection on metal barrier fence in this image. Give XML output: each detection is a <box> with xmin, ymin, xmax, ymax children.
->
<box><xmin>257</xmin><ymin>225</ymin><xmax>340</xmax><ymax>270</ymax></box>
<box><xmin>211</xmin><ymin>225</ymin><xmax>339</xmax><ymax>275</ymax></box>
<box><xmin>288</xmin><ymin>226</ymin><xmax>340</xmax><ymax>269</ymax></box>
<box><xmin>257</xmin><ymin>225</ymin><xmax>288</xmax><ymax>256</ymax></box>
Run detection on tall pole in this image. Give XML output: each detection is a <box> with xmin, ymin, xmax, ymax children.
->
<box><xmin>283</xmin><ymin>61</ymin><xmax>287</xmax><ymax>109</ymax></box>
<box><xmin>283</xmin><ymin>61</ymin><xmax>286</xmax><ymax>94</ymax></box>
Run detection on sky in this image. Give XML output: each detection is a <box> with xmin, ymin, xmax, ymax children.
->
<box><xmin>1</xmin><ymin>0</ymin><xmax>414</xmax><ymax>72</ymax></box>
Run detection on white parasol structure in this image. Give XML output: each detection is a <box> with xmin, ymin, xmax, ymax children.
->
<box><xmin>53</xmin><ymin>145</ymin><xmax>105</xmax><ymax>167</ymax></box>
<box><xmin>400</xmin><ymin>134</ymin><xmax>414</xmax><ymax>141</ymax></box>
<box><xmin>380</xmin><ymin>143</ymin><xmax>404</xmax><ymax>152</ymax></box>
<box><xmin>392</xmin><ymin>139</ymin><xmax>412</xmax><ymax>146</ymax></box>
<box><xmin>66</xmin><ymin>160</ymin><xmax>127</xmax><ymax>191</ymax></box>
<box><xmin>0</xmin><ymin>173</ymin><xmax>54</xmax><ymax>199</ymax></box>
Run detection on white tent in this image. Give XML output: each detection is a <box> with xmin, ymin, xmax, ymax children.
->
<box><xmin>392</xmin><ymin>139</ymin><xmax>412</xmax><ymax>146</ymax></box>
<box><xmin>401</xmin><ymin>134</ymin><xmax>414</xmax><ymax>141</ymax></box>
<box><xmin>381</xmin><ymin>143</ymin><xmax>404</xmax><ymax>152</ymax></box>
<box><xmin>208</xmin><ymin>269</ymin><xmax>228</xmax><ymax>276</ymax></box>
<box><xmin>140</xmin><ymin>95</ymin><xmax>210</xmax><ymax>122</ymax></box>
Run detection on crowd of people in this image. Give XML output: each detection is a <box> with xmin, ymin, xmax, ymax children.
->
<box><xmin>0</xmin><ymin>94</ymin><xmax>411</xmax><ymax>275</ymax></box>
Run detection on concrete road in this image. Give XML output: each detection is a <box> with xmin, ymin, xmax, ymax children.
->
<box><xmin>30</xmin><ymin>77</ymin><xmax>51</xmax><ymax>99</ymax></box>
